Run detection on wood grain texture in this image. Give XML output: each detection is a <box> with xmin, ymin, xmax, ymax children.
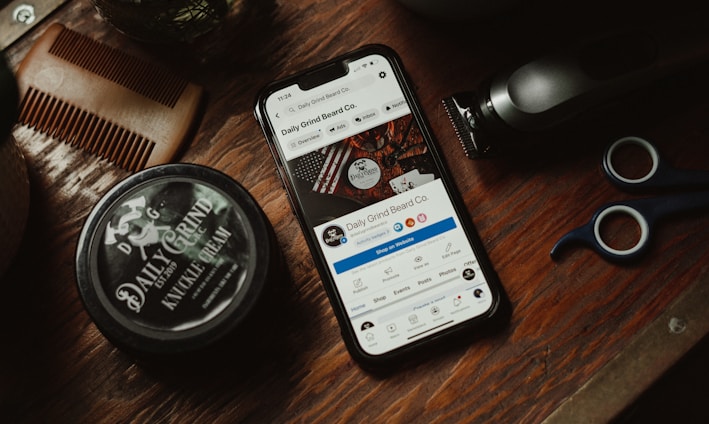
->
<box><xmin>2</xmin><ymin>0</ymin><xmax>709</xmax><ymax>422</ymax></box>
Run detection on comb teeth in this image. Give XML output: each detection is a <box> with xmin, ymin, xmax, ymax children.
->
<box><xmin>19</xmin><ymin>87</ymin><xmax>155</xmax><ymax>172</ymax></box>
<box><xmin>48</xmin><ymin>26</ymin><xmax>188</xmax><ymax>108</ymax></box>
<box><xmin>15</xmin><ymin>23</ymin><xmax>203</xmax><ymax>173</ymax></box>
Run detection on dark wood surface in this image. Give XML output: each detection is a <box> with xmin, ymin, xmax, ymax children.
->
<box><xmin>3</xmin><ymin>1</ymin><xmax>709</xmax><ymax>422</ymax></box>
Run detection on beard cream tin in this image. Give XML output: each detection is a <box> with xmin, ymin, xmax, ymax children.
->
<box><xmin>76</xmin><ymin>164</ymin><xmax>280</xmax><ymax>356</ymax></box>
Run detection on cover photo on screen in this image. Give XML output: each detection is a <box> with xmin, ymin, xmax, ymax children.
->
<box><xmin>286</xmin><ymin>115</ymin><xmax>440</xmax><ymax>226</ymax></box>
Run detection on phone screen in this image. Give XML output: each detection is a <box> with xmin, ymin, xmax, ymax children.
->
<box><xmin>260</xmin><ymin>49</ymin><xmax>498</xmax><ymax>357</ymax></box>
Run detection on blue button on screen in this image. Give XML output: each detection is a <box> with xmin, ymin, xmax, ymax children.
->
<box><xmin>333</xmin><ymin>217</ymin><xmax>457</xmax><ymax>274</ymax></box>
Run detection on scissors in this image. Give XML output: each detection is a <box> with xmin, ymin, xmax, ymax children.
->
<box><xmin>550</xmin><ymin>136</ymin><xmax>709</xmax><ymax>263</ymax></box>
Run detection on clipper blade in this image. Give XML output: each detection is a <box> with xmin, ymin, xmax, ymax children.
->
<box><xmin>442</xmin><ymin>92</ymin><xmax>490</xmax><ymax>159</ymax></box>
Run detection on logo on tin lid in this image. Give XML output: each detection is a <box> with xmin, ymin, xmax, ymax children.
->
<box><xmin>104</xmin><ymin>196</ymin><xmax>168</xmax><ymax>260</ymax></box>
<box><xmin>99</xmin><ymin>188</ymin><xmax>238</xmax><ymax>321</ymax></box>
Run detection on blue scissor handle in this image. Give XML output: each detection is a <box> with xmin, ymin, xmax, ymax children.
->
<box><xmin>603</xmin><ymin>136</ymin><xmax>709</xmax><ymax>191</ymax></box>
<box><xmin>551</xmin><ymin>191</ymin><xmax>709</xmax><ymax>263</ymax></box>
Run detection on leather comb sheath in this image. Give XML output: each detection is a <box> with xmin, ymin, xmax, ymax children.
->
<box><xmin>15</xmin><ymin>23</ymin><xmax>203</xmax><ymax>172</ymax></box>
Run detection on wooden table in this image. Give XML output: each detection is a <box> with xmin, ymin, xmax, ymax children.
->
<box><xmin>3</xmin><ymin>1</ymin><xmax>709</xmax><ymax>422</ymax></box>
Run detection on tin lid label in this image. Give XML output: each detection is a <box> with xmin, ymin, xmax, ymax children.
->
<box><xmin>95</xmin><ymin>179</ymin><xmax>252</xmax><ymax>332</ymax></box>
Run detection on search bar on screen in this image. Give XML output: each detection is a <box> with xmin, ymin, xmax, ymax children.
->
<box><xmin>285</xmin><ymin>74</ymin><xmax>376</xmax><ymax>116</ymax></box>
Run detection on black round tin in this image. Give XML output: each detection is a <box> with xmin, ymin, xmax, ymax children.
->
<box><xmin>76</xmin><ymin>164</ymin><xmax>280</xmax><ymax>356</ymax></box>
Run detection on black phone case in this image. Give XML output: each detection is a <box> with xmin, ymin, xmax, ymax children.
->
<box><xmin>254</xmin><ymin>44</ymin><xmax>509</xmax><ymax>370</ymax></box>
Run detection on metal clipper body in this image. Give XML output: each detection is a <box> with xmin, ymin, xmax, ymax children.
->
<box><xmin>444</xmin><ymin>27</ymin><xmax>709</xmax><ymax>158</ymax></box>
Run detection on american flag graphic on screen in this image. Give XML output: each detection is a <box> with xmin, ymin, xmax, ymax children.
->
<box><xmin>312</xmin><ymin>143</ymin><xmax>353</xmax><ymax>194</ymax></box>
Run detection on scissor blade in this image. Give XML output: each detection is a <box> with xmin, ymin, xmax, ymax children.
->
<box><xmin>0</xmin><ymin>0</ymin><xmax>69</xmax><ymax>50</ymax></box>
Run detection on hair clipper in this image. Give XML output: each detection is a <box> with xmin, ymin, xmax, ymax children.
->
<box><xmin>443</xmin><ymin>26</ymin><xmax>709</xmax><ymax>158</ymax></box>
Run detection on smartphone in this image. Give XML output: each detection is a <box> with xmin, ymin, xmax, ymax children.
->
<box><xmin>255</xmin><ymin>44</ymin><xmax>507</xmax><ymax>367</ymax></box>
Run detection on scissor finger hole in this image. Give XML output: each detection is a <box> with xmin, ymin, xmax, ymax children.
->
<box><xmin>593</xmin><ymin>205</ymin><xmax>650</xmax><ymax>256</ymax></box>
<box><xmin>606</xmin><ymin>137</ymin><xmax>659</xmax><ymax>184</ymax></box>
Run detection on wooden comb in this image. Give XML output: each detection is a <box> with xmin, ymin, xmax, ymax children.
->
<box><xmin>15</xmin><ymin>23</ymin><xmax>203</xmax><ymax>172</ymax></box>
